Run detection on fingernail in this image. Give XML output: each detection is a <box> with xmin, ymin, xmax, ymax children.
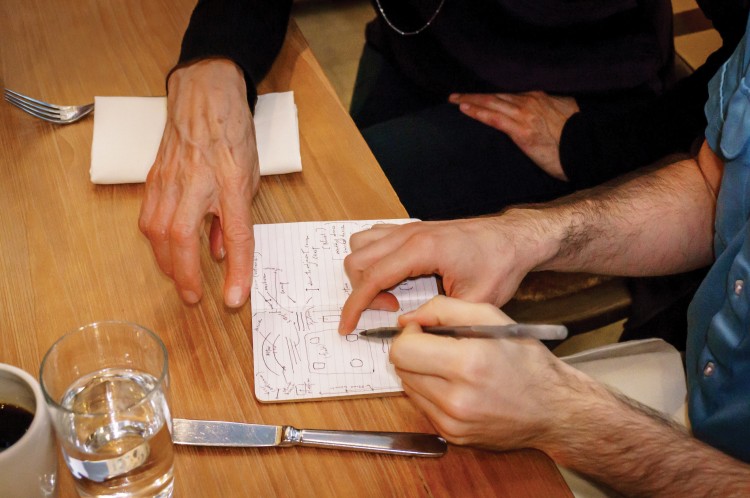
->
<box><xmin>217</xmin><ymin>246</ymin><xmax>226</xmax><ymax>260</ymax></box>
<box><xmin>226</xmin><ymin>285</ymin><xmax>243</xmax><ymax>307</ymax></box>
<box><xmin>183</xmin><ymin>290</ymin><xmax>200</xmax><ymax>304</ymax></box>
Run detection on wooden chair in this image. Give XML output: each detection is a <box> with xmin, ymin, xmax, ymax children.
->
<box><xmin>504</xmin><ymin>273</ymin><xmax>631</xmax><ymax>336</ymax></box>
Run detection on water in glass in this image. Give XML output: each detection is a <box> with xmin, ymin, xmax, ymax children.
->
<box><xmin>58</xmin><ymin>368</ymin><xmax>174</xmax><ymax>498</ymax></box>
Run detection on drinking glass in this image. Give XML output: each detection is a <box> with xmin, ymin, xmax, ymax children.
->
<box><xmin>40</xmin><ymin>321</ymin><xmax>174</xmax><ymax>498</ymax></box>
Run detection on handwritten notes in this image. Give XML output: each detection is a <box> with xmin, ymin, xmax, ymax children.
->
<box><xmin>251</xmin><ymin>220</ymin><xmax>438</xmax><ymax>402</ymax></box>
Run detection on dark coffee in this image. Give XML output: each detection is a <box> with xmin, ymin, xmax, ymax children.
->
<box><xmin>0</xmin><ymin>402</ymin><xmax>34</xmax><ymax>450</ymax></box>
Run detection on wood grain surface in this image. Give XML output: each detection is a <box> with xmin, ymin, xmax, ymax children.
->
<box><xmin>0</xmin><ymin>1</ymin><xmax>572</xmax><ymax>496</ymax></box>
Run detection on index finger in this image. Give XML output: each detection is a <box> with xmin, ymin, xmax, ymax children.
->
<box><xmin>339</xmin><ymin>232</ymin><xmax>440</xmax><ymax>334</ymax></box>
<box><xmin>451</xmin><ymin>93</ymin><xmax>518</xmax><ymax>113</ymax></box>
<box><xmin>349</xmin><ymin>222</ymin><xmax>402</xmax><ymax>251</ymax></box>
<box><xmin>344</xmin><ymin>222</ymin><xmax>428</xmax><ymax>288</ymax></box>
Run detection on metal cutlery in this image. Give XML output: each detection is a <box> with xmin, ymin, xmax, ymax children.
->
<box><xmin>172</xmin><ymin>418</ymin><xmax>447</xmax><ymax>457</ymax></box>
<box><xmin>4</xmin><ymin>88</ymin><xmax>94</xmax><ymax>124</ymax></box>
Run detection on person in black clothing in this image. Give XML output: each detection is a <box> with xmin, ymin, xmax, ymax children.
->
<box><xmin>138</xmin><ymin>0</ymin><xmax>748</xmax><ymax>311</ymax></box>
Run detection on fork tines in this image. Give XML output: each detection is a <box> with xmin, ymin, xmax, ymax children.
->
<box><xmin>5</xmin><ymin>89</ymin><xmax>59</xmax><ymax>119</ymax></box>
<box><xmin>3</xmin><ymin>88</ymin><xmax>94</xmax><ymax>124</ymax></box>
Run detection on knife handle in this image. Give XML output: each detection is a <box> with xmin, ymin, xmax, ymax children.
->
<box><xmin>281</xmin><ymin>426</ymin><xmax>447</xmax><ymax>457</ymax></box>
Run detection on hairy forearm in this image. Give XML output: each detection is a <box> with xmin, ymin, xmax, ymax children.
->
<box><xmin>543</xmin><ymin>370</ymin><xmax>750</xmax><ymax>497</ymax></box>
<box><xmin>504</xmin><ymin>157</ymin><xmax>716</xmax><ymax>277</ymax></box>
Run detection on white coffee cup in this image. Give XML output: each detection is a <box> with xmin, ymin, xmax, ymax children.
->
<box><xmin>0</xmin><ymin>363</ymin><xmax>58</xmax><ymax>497</ymax></box>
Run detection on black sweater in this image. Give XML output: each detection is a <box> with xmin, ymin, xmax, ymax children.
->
<box><xmin>176</xmin><ymin>0</ymin><xmax>748</xmax><ymax>189</ymax></box>
<box><xmin>560</xmin><ymin>0</ymin><xmax>749</xmax><ymax>187</ymax></box>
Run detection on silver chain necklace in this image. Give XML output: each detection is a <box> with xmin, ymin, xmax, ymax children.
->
<box><xmin>374</xmin><ymin>0</ymin><xmax>447</xmax><ymax>36</ymax></box>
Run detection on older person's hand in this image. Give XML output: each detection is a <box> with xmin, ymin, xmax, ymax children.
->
<box><xmin>139</xmin><ymin>58</ymin><xmax>259</xmax><ymax>308</ymax></box>
<box><xmin>391</xmin><ymin>296</ymin><xmax>579</xmax><ymax>450</ymax></box>
<box><xmin>449</xmin><ymin>91</ymin><xmax>578</xmax><ymax>181</ymax></box>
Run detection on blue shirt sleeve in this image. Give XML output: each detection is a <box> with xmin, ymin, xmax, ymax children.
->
<box><xmin>705</xmin><ymin>16</ymin><xmax>750</xmax><ymax>160</ymax></box>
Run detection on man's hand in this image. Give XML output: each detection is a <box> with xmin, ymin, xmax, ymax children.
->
<box><xmin>449</xmin><ymin>91</ymin><xmax>579</xmax><ymax>181</ymax></box>
<box><xmin>391</xmin><ymin>296</ymin><xmax>573</xmax><ymax>450</ymax></box>
<box><xmin>339</xmin><ymin>215</ymin><xmax>549</xmax><ymax>334</ymax></box>
<box><xmin>139</xmin><ymin>58</ymin><xmax>259</xmax><ymax>308</ymax></box>
<box><xmin>394</xmin><ymin>297</ymin><xmax>750</xmax><ymax>496</ymax></box>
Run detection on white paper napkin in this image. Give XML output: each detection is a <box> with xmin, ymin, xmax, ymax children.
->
<box><xmin>89</xmin><ymin>91</ymin><xmax>301</xmax><ymax>184</ymax></box>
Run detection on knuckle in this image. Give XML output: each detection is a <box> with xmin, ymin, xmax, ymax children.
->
<box><xmin>348</xmin><ymin>231</ymin><xmax>363</xmax><ymax>246</ymax></box>
<box><xmin>184</xmin><ymin>162</ymin><xmax>215</xmax><ymax>186</ymax></box>
<box><xmin>222</xmin><ymin>220</ymin><xmax>253</xmax><ymax>245</ymax></box>
<box><xmin>477</xmin><ymin>95</ymin><xmax>495</xmax><ymax>106</ymax></box>
<box><xmin>405</xmin><ymin>231</ymin><xmax>437</xmax><ymax>255</ymax></box>
<box><xmin>516</xmin><ymin>127</ymin><xmax>535</xmax><ymax>144</ymax></box>
<box><xmin>440</xmin><ymin>385</ymin><xmax>476</xmax><ymax>421</ymax></box>
<box><xmin>518</xmin><ymin>108</ymin><xmax>534</xmax><ymax>122</ymax></box>
<box><xmin>433</xmin><ymin>415</ymin><xmax>468</xmax><ymax>442</ymax></box>
<box><xmin>443</xmin><ymin>398</ymin><xmax>470</xmax><ymax>422</ymax></box>
<box><xmin>169</xmin><ymin>221</ymin><xmax>195</xmax><ymax>247</ymax></box>
<box><xmin>145</xmin><ymin>221</ymin><xmax>170</xmax><ymax>243</ymax></box>
<box><xmin>454</xmin><ymin>349</ymin><xmax>489</xmax><ymax>381</ymax></box>
<box><xmin>528</xmin><ymin>113</ymin><xmax>543</xmax><ymax>127</ymax></box>
<box><xmin>430</xmin><ymin>294</ymin><xmax>450</xmax><ymax>307</ymax></box>
<box><xmin>389</xmin><ymin>342</ymin><xmax>406</xmax><ymax>365</ymax></box>
<box><xmin>489</xmin><ymin>117</ymin><xmax>505</xmax><ymax>129</ymax></box>
<box><xmin>138</xmin><ymin>216</ymin><xmax>149</xmax><ymax>235</ymax></box>
<box><xmin>343</xmin><ymin>253</ymin><xmax>359</xmax><ymax>275</ymax></box>
<box><xmin>360</xmin><ymin>264</ymin><xmax>382</xmax><ymax>288</ymax></box>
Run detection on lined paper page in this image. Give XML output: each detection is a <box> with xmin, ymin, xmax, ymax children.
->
<box><xmin>251</xmin><ymin>220</ymin><xmax>438</xmax><ymax>402</ymax></box>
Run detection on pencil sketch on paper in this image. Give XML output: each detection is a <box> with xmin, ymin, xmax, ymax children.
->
<box><xmin>251</xmin><ymin>220</ymin><xmax>438</xmax><ymax>402</ymax></box>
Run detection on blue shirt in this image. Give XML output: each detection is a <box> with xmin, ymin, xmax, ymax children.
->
<box><xmin>687</xmin><ymin>15</ymin><xmax>750</xmax><ymax>463</ymax></box>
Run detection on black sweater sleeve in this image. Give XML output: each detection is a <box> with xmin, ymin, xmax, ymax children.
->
<box><xmin>175</xmin><ymin>0</ymin><xmax>293</xmax><ymax>110</ymax></box>
<box><xmin>559</xmin><ymin>45</ymin><xmax>734</xmax><ymax>188</ymax></box>
<box><xmin>559</xmin><ymin>1</ymin><xmax>748</xmax><ymax>188</ymax></box>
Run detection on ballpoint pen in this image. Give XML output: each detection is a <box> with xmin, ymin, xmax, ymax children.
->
<box><xmin>359</xmin><ymin>323</ymin><xmax>568</xmax><ymax>341</ymax></box>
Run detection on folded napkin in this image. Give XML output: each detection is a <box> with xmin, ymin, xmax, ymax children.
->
<box><xmin>90</xmin><ymin>91</ymin><xmax>301</xmax><ymax>184</ymax></box>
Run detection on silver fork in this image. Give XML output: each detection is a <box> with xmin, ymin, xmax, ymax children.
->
<box><xmin>4</xmin><ymin>88</ymin><xmax>94</xmax><ymax>124</ymax></box>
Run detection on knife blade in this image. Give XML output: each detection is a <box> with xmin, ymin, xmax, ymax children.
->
<box><xmin>360</xmin><ymin>323</ymin><xmax>568</xmax><ymax>340</ymax></box>
<box><xmin>171</xmin><ymin>418</ymin><xmax>447</xmax><ymax>457</ymax></box>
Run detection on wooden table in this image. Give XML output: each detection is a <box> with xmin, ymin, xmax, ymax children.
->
<box><xmin>0</xmin><ymin>1</ymin><xmax>573</xmax><ymax>496</ymax></box>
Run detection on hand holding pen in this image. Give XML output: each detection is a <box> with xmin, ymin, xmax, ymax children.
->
<box><xmin>361</xmin><ymin>295</ymin><xmax>567</xmax><ymax>342</ymax></box>
<box><xmin>384</xmin><ymin>296</ymin><xmax>578</xmax><ymax>452</ymax></box>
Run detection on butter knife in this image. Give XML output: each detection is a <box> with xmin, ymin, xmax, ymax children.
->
<box><xmin>172</xmin><ymin>418</ymin><xmax>447</xmax><ymax>457</ymax></box>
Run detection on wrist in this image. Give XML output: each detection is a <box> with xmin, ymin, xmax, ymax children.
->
<box><xmin>167</xmin><ymin>58</ymin><xmax>247</xmax><ymax>98</ymax></box>
<box><xmin>493</xmin><ymin>208</ymin><xmax>567</xmax><ymax>273</ymax></box>
<box><xmin>534</xmin><ymin>364</ymin><xmax>621</xmax><ymax>464</ymax></box>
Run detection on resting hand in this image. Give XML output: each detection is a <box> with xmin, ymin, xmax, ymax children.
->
<box><xmin>339</xmin><ymin>215</ymin><xmax>545</xmax><ymax>334</ymax></box>
<box><xmin>139</xmin><ymin>59</ymin><xmax>259</xmax><ymax>307</ymax></box>
<box><xmin>449</xmin><ymin>91</ymin><xmax>578</xmax><ymax>181</ymax></box>
<box><xmin>392</xmin><ymin>296</ymin><xmax>577</xmax><ymax>450</ymax></box>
